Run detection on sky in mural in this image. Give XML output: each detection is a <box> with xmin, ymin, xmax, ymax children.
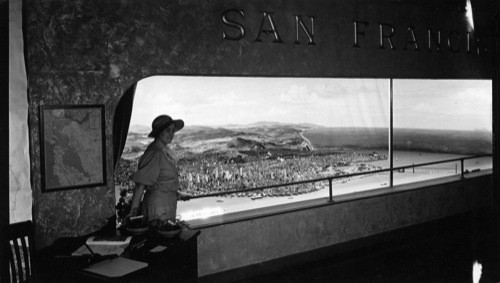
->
<box><xmin>131</xmin><ymin>76</ymin><xmax>492</xmax><ymax>132</ymax></box>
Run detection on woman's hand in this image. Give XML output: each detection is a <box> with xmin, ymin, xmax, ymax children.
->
<box><xmin>124</xmin><ymin>184</ymin><xmax>145</xmax><ymax>225</ymax></box>
<box><xmin>177</xmin><ymin>191</ymin><xmax>192</xmax><ymax>201</ymax></box>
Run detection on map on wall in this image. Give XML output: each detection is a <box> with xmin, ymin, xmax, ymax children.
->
<box><xmin>40</xmin><ymin>105</ymin><xmax>106</xmax><ymax>192</ymax></box>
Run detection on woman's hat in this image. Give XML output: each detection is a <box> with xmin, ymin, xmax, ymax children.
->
<box><xmin>148</xmin><ymin>115</ymin><xmax>184</xmax><ymax>138</ymax></box>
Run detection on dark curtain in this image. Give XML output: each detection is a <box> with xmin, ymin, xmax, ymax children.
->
<box><xmin>113</xmin><ymin>84</ymin><xmax>136</xmax><ymax>168</ymax></box>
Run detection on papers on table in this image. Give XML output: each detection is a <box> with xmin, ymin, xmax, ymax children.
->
<box><xmin>72</xmin><ymin>236</ymin><xmax>132</xmax><ymax>256</ymax></box>
<box><xmin>82</xmin><ymin>256</ymin><xmax>148</xmax><ymax>278</ymax></box>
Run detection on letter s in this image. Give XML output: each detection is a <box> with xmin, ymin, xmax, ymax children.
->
<box><xmin>222</xmin><ymin>9</ymin><xmax>245</xmax><ymax>41</ymax></box>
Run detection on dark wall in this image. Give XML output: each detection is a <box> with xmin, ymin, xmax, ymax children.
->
<box><xmin>492</xmin><ymin>0</ymin><xmax>500</xmax><ymax>252</ymax></box>
<box><xmin>25</xmin><ymin>0</ymin><xmax>495</xmax><ymax>246</ymax></box>
<box><xmin>1</xmin><ymin>1</ymin><xmax>10</xmax><ymax>281</ymax></box>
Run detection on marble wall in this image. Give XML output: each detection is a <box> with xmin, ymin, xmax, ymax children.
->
<box><xmin>26</xmin><ymin>0</ymin><xmax>260</xmax><ymax>246</ymax></box>
<box><xmin>25</xmin><ymin>0</ymin><xmax>493</xmax><ymax>246</ymax></box>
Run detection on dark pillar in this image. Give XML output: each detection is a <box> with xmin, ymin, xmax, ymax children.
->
<box><xmin>492</xmin><ymin>0</ymin><xmax>500</xmax><ymax>255</ymax></box>
<box><xmin>0</xmin><ymin>1</ymin><xmax>10</xmax><ymax>282</ymax></box>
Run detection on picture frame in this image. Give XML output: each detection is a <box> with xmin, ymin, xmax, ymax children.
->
<box><xmin>39</xmin><ymin>105</ymin><xmax>106</xmax><ymax>192</ymax></box>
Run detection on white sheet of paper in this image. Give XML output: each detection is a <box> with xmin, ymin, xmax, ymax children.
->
<box><xmin>83</xmin><ymin>256</ymin><xmax>148</xmax><ymax>278</ymax></box>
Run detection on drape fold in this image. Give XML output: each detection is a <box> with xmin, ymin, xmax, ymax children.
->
<box><xmin>113</xmin><ymin>84</ymin><xmax>136</xmax><ymax>168</ymax></box>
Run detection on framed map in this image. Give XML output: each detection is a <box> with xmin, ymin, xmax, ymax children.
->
<box><xmin>39</xmin><ymin>105</ymin><xmax>106</xmax><ymax>192</ymax></box>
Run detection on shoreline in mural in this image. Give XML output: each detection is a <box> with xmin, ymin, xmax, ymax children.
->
<box><xmin>115</xmin><ymin>122</ymin><xmax>492</xmax><ymax>221</ymax></box>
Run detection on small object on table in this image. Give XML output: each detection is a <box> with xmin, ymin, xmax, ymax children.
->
<box><xmin>126</xmin><ymin>227</ymin><xmax>149</xmax><ymax>235</ymax></box>
<box><xmin>151</xmin><ymin>218</ymin><xmax>188</xmax><ymax>238</ymax></box>
<box><xmin>72</xmin><ymin>236</ymin><xmax>132</xmax><ymax>256</ymax></box>
<box><xmin>126</xmin><ymin>226</ymin><xmax>149</xmax><ymax>235</ymax></box>
<box><xmin>129</xmin><ymin>215</ymin><xmax>144</xmax><ymax>221</ymax></box>
<box><xmin>126</xmin><ymin>215</ymin><xmax>149</xmax><ymax>235</ymax></box>
<box><xmin>149</xmin><ymin>246</ymin><xmax>167</xmax><ymax>253</ymax></box>
<box><xmin>156</xmin><ymin>228</ymin><xmax>181</xmax><ymax>238</ymax></box>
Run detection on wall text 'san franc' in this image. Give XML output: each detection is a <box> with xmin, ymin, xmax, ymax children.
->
<box><xmin>221</xmin><ymin>9</ymin><xmax>486</xmax><ymax>55</ymax></box>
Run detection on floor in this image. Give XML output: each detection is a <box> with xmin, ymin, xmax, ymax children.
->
<box><xmin>235</xmin><ymin>213</ymin><xmax>500</xmax><ymax>283</ymax></box>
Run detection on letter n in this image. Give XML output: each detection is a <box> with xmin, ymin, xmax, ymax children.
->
<box><xmin>294</xmin><ymin>15</ymin><xmax>316</xmax><ymax>45</ymax></box>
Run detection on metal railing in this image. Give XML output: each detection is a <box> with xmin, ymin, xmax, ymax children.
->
<box><xmin>187</xmin><ymin>154</ymin><xmax>492</xmax><ymax>203</ymax></box>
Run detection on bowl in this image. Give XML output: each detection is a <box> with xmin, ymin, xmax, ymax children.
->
<box><xmin>126</xmin><ymin>226</ymin><xmax>149</xmax><ymax>235</ymax></box>
<box><xmin>156</xmin><ymin>228</ymin><xmax>181</xmax><ymax>238</ymax></box>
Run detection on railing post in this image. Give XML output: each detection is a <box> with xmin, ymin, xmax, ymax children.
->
<box><xmin>460</xmin><ymin>158</ymin><xmax>465</xmax><ymax>179</ymax></box>
<box><xmin>328</xmin><ymin>178</ymin><xmax>333</xmax><ymax>202</ymax></box>
<box><xmin>389</xmin><ymin>78</ymin><xmax>394</xmax><ymax>188</ymax></box>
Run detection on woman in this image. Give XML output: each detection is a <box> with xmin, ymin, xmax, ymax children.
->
<box><xmin>127</xmin><ymin>115</ymin><xmax>191</xmax><ymax>224</ymax></box>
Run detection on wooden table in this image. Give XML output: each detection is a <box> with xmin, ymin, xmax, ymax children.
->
<box><xmin>37</xmin><ymin>228</ymin><xmax>200</xmax><ymax>282</ymax></box>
